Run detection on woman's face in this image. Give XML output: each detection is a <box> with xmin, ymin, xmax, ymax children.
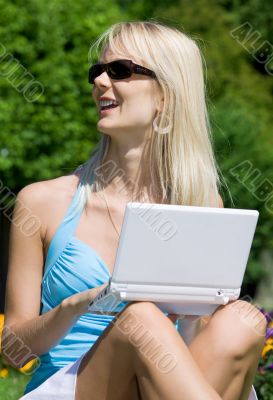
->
<box><xmin>92</xmin><ymin>51</ymin><xmax>162</xmax><ymax>139</ymax></box>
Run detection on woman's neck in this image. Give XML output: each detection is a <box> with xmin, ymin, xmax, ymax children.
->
<box><xmin>101</xmin><ymin>139</ymin><xmax>152</xmax><ymax>201</ymax></box>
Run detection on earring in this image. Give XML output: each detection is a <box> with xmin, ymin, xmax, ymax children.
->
<box><xmin>153</xmin><ymin>113</ymin><xmax>172</xmax><ymax>135</ymax></box>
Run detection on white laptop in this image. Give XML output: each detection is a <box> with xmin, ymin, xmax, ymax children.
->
<box><xmin>88</xmin><ymin>202</ymin><xmax>259</xmax><ymax>315</ymax></box>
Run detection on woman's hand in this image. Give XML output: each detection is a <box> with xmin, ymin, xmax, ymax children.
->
<box><xmin>61</xmin><ymin>283</ymin><xmax>108</xmax><ymax>317</ymax></box>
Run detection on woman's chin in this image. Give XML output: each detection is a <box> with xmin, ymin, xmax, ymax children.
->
<box><xmin>97</xmin><ymin>120</ymin><xmax>113</xmax><ymax>132</ymax></box>
<box><xmin>97</xmin><ymin>123</ymin><xmax>118</xmax><ymax>136</ymax></box>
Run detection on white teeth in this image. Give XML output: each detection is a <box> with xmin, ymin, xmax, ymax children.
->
<box><xmin>99</xmin><ymin>100</ymin><xmax>118</xmax><ymax>107</ymax></box>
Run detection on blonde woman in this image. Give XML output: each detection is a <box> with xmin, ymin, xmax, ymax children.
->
<box><xmin>2</xmin><ymin>21</ymin><xmax>265</xmax><ymax>400</ymax></box>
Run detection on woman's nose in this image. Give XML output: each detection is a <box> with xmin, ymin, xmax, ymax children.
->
<box><xmin>94</xmin><ymin>71</ymin><xmax>112</xmax><ymax>88</ymax></box>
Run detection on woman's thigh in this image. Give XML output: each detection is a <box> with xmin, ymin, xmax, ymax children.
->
<box><xmin>75</xmin><ymin>305</ymin><xmax>141</xmax><ymax>400</ymax></box>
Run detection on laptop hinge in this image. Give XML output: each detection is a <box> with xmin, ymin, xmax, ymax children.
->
<box><xmin>215</xmin><ymin>289</ymin><xmax>230</xmax><ymax>304</ymax></box>
<box><xmin>111</xmin><ymin>282</ymin><xmax>128</xmax><ymax>292</ymax></box>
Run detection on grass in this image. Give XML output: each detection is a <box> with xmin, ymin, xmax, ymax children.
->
<box><xmin>0</xmin><ymin>369</ymin><xmax>31</xmax><ymax>400</ymax></box>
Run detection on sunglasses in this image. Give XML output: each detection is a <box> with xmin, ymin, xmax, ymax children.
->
<box><xmin>88</xmin><ymin>59</ymin><xmax>156</xmax><ymax>84</ymax></box>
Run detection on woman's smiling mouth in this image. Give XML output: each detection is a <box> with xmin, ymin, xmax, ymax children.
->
<box><xmin>99</xmin><ymin>99</ymin><xmax>119</xmax><ymax>110</ymax></box>
<box><xmin>98</xmin><ymin>98</ymin><xmax>119</xmax><ymax>117</ymax></box>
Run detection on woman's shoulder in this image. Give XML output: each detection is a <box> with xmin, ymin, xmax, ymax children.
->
<box><xmin>17</xmin><ymin>174</ymin><xmax>80</xmax><ymax>205</ymax></box>
<box><xmin>15</xmin><ymin>174</ymin><xmax>81</xmax><ymax>236</ymax></box>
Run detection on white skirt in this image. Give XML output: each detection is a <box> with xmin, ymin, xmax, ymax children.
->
<box><xmin>19</xmin><ymin>353</ymin><xmax>85</xmax><ymax>400</ymax></box>
<box><xmin>20</xmin><ymin>354</ymin><xmax>259</xmax><ymax>400</ymax></box>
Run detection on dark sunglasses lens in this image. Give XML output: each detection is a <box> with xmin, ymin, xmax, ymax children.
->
<box><xmin>89</xmin><ymin>64</ymin><xmax>104</xmax><ymax>83</ymax></box>
<box><xmin>108</xmin><ymin>61</ymin><xmax>131</xmax><ymax>79</ymax></box>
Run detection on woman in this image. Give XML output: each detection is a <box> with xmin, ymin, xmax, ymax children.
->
<box><xmin>2</xmin><ymin>21</ymin><xmax>265</xmax><ymax>400</ymax></box>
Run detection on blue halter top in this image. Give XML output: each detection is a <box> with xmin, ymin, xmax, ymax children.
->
<box><xmin>24</xmin><ymin>176</ymin><xmax>127</xmax><ymax>394</ymax></box>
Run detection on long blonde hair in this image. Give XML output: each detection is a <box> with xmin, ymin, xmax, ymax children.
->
<box><xmin>74</xmin><ymin>20</ymin><xmax>227</xmax><ymax>210</ymax></box>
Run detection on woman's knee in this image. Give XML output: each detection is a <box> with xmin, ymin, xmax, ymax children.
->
<box><xmin>205</xmin><ymin>300</ymin><xmax>267</xmax><ymax>360</ymax></box>
<box><xmin>111</xmin><ymin>301</ymin><xmax>170</xmax><ymax>348</ymax></box>
<box><xmin>112</xmin><ymin>302</ymin><xmax>178</xmax><ymax>374</ymax></box>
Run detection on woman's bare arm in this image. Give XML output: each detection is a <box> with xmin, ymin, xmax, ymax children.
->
<box><xmin>1</xmin><ymin>182</ymin><xmax>105</xmax><ymax>368</ymax></box>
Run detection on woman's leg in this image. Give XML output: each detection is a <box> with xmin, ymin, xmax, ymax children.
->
<box><xmin>188</xmin><ymin>300</ymin><xmax>266</xmax><ymax>400</ymax></box>
<box><xmin>75</xmin><ymin>299</ymin><xmax>265</xmax><ymax>400</ymax></box>
<box><xmin>75</xmin><ymin>301</ymin><xmax>222</xmax><ymax>400</ymax></box>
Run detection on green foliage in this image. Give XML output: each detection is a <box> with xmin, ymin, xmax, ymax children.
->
<box><xmin>0</xmin><ymin>367</ymin><xmax>30</xmax><ymax>400</ymax></box>
<box><xmin>0</xmin><ymin>0</ymin><xmax>127</xmax><ymax>189</ymax></box>
<box><xmin>255</xmin><ymin>371</ymin><xmax>273</xmax><ymax>400</ymax></box>
<box><xmin>210</xmin><ymin>93</ymin><xmax>273</xmax><ymax>271</ymax></box>
<box><xmin>255</xmin><ymin>349</ymin><xmax>273</xmax><ymax>398</ymax></box>
<box><xmin>255</xmin><ymin>360</ymin><xmax>273</xmax><ymax>399</ymax></box>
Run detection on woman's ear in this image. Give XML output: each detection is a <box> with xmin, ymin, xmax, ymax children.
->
<box><xmin>153</xmin><ymin>83</ymin><xmax>164</xmax><ymax>113</ymax></box>
<box><xmin>155</xmin><ymin>91</ymin><xmax>164</xmax><ymax>113</ymax></box>
<box><xmin>158</xmin><ymin>96</ymin><xmax>164</xmax><ymax>113</ymax></box>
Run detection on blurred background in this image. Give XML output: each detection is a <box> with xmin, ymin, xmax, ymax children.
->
<box><xmin>0</xmin><ymin>0</ymin><xmax>272</xmax><ymax>398</ymax></box>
